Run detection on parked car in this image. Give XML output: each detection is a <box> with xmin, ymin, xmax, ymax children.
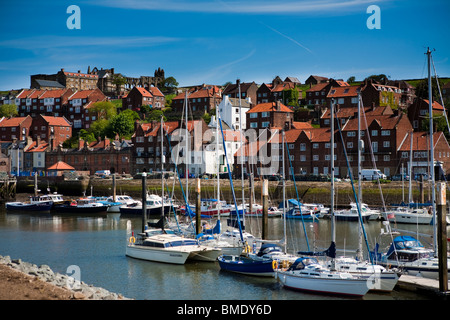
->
<box><xmin>391</xmin><ymin>174</ymin><xmax>410</xmax><ymax>181</ymax></box>
<box><xmin>414</xmin><ymin>173</ymin><xmax>430</xmax><ymax>181</ymax></box>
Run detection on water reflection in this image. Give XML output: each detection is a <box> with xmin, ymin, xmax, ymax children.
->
<box><xmin>0</xmin><ymin>205</ymin><xmax>437</xmax><ymax>300</ymax></box>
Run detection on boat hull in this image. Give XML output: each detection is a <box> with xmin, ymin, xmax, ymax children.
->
<box><xmin>277</xmin><ymin>271</ymin><xmax>370</xmax><ymax>297</ymax></box>
<box><xmin>119</xmin><ymin>205</ymin><xmax>171</xmax><ymax>216</ymax></box>
<box><xmin>126</xmin><ymin>244</ymin><xmax>190</xmax><ymax>264</ymax></box>
<box><xmin>54</xmin><ymin>204</ymin><xmax>108</xmax><ymax>214</ymax></box>
<box><xmin>6</xmin><ymin>201</ymin><xmax>53</xmax><ymax>212</ymax></box>
<box><xmin>218</xmin><ymin>255</ymin><xmax>274</xmax><ymax>277</ymax></box>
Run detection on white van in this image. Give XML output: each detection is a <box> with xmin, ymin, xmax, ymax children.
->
<box><xmin>361</xmin><ymin>169</ymin><xmax>387</xmax><ymax>181</ymax></box>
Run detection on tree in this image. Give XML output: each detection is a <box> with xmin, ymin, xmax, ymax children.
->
<box><xmin>414</xmin><ymin>78</ymin><xmax>445</xmax><ymax>101</ymax></box>
<box><xmin>282</xmin><ymin>88</ymin><xmax>299</xmax><ymax>107</ymax></box>
<box><xmin>108</xmin><ymin>110</ymin><xmax>139</xmax><ymax>138</ymax></box>
<box><xmin>366</xmin><ymin>74</ymin><xmax>389</xmax><ymax>84</ymax></box>
<box><xmin>146</xmin><ymin>109</ymin><xmax>166</xmax><ymax>122</ymax></box>
<box><xmin>347</xmin><ymin>76</ymin><xmax>356</xmax><ymax>84</ymax></box>
<box><xmin>90</xmin><ymin>101</ymin><xmax>117</xmax><ymax>120</ymax></box>
<box><xmin>0</xmin><ymin>104</ymin><xmax>18</xmax><ymax>117</ymax></box>
<box><xmin>159</xmin><ymin>76</ymin><xmax>178</xmax><ymax>94</ymax></box>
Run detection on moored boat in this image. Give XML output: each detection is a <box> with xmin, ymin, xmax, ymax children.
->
<box><xmin>54</xmin><ymin>198</ymin><xmax>108</xmax><ymax>214</ymax></box>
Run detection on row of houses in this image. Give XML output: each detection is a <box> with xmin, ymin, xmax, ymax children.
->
<box><xmin>1</xmin><ymin>71</ymin><xmax>450</xmax><ymax>179</ymax></box>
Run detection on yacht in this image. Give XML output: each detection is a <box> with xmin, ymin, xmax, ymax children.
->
<box><xmin>126</xmin><ymin>228</ymin><xmax>222</xmax><ymax>264</ymax></box>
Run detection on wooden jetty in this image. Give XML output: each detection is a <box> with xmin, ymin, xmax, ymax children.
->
<box><xmin>397</xmin><ymin>275</ymin><xmax>450</xmax><ymax>299</ymax></box>
<box><xmin>0</xmin><ymin>177</ymin><xmax>16</xmax><ymax>202</ymax></box>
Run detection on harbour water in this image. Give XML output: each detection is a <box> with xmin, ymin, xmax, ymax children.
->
<box><xmin>0</xmin><ymin>201</ymin><xmax>438</xmax><ymax>301</ymax></box>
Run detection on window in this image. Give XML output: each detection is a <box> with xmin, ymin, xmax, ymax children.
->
<box><xmin>250</xmin><ymin>122</ymin><xmax>258</xmax><ymax>128</ymax></box>
<box><xmin>383</xmin><ymin>141</ymin><xmax>390</xmax><ymax>148</ymax></box>
<box><xmin>261</xmin><ymin>112</ymin><xmax>270</xmax><ymax>117</ymax></box>
<box><xmin>347</xmin><ymin>142</ymin><xmax>353</xmax><ymax>149</ymax></box>
<box><xmin>381</xmin><ymin>130</ymin><xmax>390</xmax><ymax>136</ymax></box>
<box><xmin>300</xmin><ymin>155</ymin><xmax>306</xmax><ymax>161</ymax></box>
<box><xmin>300</xmin><ymin>143</ymin><xmax>306</xmax><ymax>151</ymax></box>
<box><xmin>384</xmin><ymin>155</ymin><xmax>390</xmax><ymax>161</ymax></box>
<box><xmin>347</xmin><ymin>131</ymin><xmax>356</xmax><ymax>137</ymax></box>
<box><xmin>313</xmin><ymin>143</ymin><xmax>319</xmax><ymax>149</ymax></box>
<box><xmin>372</xmin><ymin>130</ymin><xmax>378</xmax><ymax>136</ymax></box>
<box><xmin>250</xmin><ymin>113</ymin><xmax>258</xmax><ymax>118</ymax></box>
<box><xmin>313</xmin><ymin>155</ymin><xmax>319</xmax><ymax>161</ymax></box>
<box><xmin>261</xmin><ymin>121</ymin><xmax>270</xmax><ymax>128</ymax></box>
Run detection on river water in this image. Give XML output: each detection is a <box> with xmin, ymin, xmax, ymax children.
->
<box><xmin>0</xmin><ymin>200</ymin><xmax>437</xmax><ymax>301</ymax></box>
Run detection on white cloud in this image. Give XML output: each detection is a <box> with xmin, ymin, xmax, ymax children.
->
<box><xmin>0</xmin><ymin>35</ymin><xmax>181</xmax><ymax>50</ymax></box>
<box><xmin>90</xmin><ymin>0</ymin><xmax>386</xmax><ymax>15</ymax></box>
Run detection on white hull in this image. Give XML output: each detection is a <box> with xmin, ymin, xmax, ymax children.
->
<box><xmin>384</xmin><ymin>257</ymin><xmax>450</xmax><ymax>280</ymax></box>
<box><xmin>126</xmin><ymin>244</ymin><xmax>190</xmax><ymax>264</ymax></box>
<box><xmin>389</xmin><ymin>213</ymin><xmax>433</xmax><ymax>224</ymax></box>
<box><xmin>188</xmin><ymin>248</ymin><xmax>222</xmax><ymax>262</ymax></box>
<box><xmin>329</xmin><ymin>259</ymin><xmax>398</xmax><ymax>292</ymax></box>
<box><xmin>278</xmin><ymin>271</ymin><xmax>370</xmax><ymax>297</ymax></box>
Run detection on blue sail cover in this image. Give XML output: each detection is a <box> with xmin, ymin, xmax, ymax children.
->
<box><xmin>385</xmin><ymin>235</ymin><xmax>424</xmax><ymax>257</ymax></box>
<box><xmin>298</xmin><ymin>242</ymin><xmax>336</xmax><ymax>258</ymax></box>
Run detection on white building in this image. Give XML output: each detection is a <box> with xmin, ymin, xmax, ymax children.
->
<box><xmin>217</xmin><ymin>95</ymin><xmax>251</xmax><ymax>131</ymax></box>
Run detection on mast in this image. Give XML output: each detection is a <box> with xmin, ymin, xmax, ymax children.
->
<box><xmin>427</xmin><ymin>47</ymin><xmax>437</xmax><ymax>252</ymax></box>
<box><xmin>216</xmin><ymin>107</ymin><xmax>221</xmax><ymax>218</ymax></box>
<box><xmin>161</xmin><ymin>115</ymin><xmax>165</xmax><ymax>219</ymax></box>
<box><xmin>330</xmin><ymin>99</ymin><xmax>336</xmax><ymax>270</ymax></box>
<box><xmin>185</xmin><ymin>91</ymin><xmax>189</xmax><ymax>203</ymax></box>
<box><xmin>238</xmin><ymin>81</ymin><xmax>245</xmax><ymax>216</ymax></box>
<box><xmin>357</xmin><ymin>92</ymin><xmax>363</xmax><ymax>261</ymax></box>
<box><xmin>409</xmin><ymin>130</ymin><xmax>413</xmax><ymax>204</ymax></box>
<box><xmin>282</xmin><ymin>130</ymin><xmax>287</xmax><ymax>252</ymax></box>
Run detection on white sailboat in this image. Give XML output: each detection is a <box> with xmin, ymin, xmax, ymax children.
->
<box><xmin>277</xmin><ymin>99</ymin><xmax>370</xmax><ymax>297</ymax></box>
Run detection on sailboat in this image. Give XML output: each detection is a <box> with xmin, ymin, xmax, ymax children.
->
<box><xmin>277</xmin><ymin>98</ymin><xmax>370</xmax><ymax>297</ymax></box>
<box><xmin>371</xmin><ymin>48</ymin><xmax>450</xmax><ymax>280</ymax></box>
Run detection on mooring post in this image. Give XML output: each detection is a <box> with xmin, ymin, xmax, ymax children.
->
<box><xmin>262</xmin><ymin>179</ymin><xmax>269</xmax><ymax>240</ymax></box>
<box><xmin>436</xmin><ymin>182</ymin><xmax>448</xmax><ymax>293</ymax></box>
<box><xmin>142</xmin><ymin>172</ymin><xmax>147</xmax><ymax>233</ymax></box>
<box><xmin>196</xmin><ymin>178</ymin><xmax>201</xmax><ymax>235</ymax></box>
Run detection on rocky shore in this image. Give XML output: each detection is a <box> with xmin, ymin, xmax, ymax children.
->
<box><xmin>0</xmin><ymin>255</ymin><xmax>131</xmax><ymax>300</ymax></box>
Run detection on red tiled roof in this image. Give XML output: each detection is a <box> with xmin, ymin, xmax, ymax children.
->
<box><xmin>47</xmin><ymin>161</ymin><xmax>75</xmax><ymax>170</ymax></box>
<box><xmin>423</xmin><ymin>99</ymin><xmax>444</xmax><ymax>111</ymax></box>
<box><xmin>64</xmin><ymin>71</ymin><xmax>98</xmax><ymax>78</ymax></box>
<box><xmin>135</xmin><ymin>87</ymin><xmax>153</xmax><ymax>97</ymax></box>
<box><xmin>16</xmin><ymin>89</ymin><xmax>36</xmax><ymax>99</ymax></box>
<box><xmin>247</xmin><ymin>102</ymin><xmax>293</xmax><ymax>113</ymax></box>
<box><xmin>303</xmin><ymin>128</ymin><xmax>332</xmax><ymax>142</ymax></box>
<box><xmin>292</xmin><ymin>121</ymin><xmax>313</xmax><ymax>130</ymax></box>
<box><xmin>39</xmin><ymin>89</ymin><xmax>69</xmax><ymax>99</ymax></box>
<box><xmin>306</xmin><ymin>82</ymin><xmax>329</xmax><ymax>92</ymax></box>
<box><xmin>41</xmin><ymin>115</ymin><xmax>71</xmax><ymax>127</ymax></box>
<box><xmin>69</xmin><ymin>89</ymin><xmax>102</xmax><ymax>100</ymax></box>
<box><xmin>398</xmin><ymin>131</ymin><xmax>445</xmax><ymax>151</ymax></box>
<box><xmin>327</xmin><ymin>86</ymin><xmax>359</xmax><ymax>98</ymax></box>
<box><xmin>272</xmin><ymin>82</ymin><xmax>297</xmax><ymax>92</ymax></box>
<box><xmin>342</xmin><ymin>115</ymin><xmax>401</xmax><ymax>131</ymax></box>
<box><xmin>26</xmin><ymin>141</ymin><xmax>49</xmax><ymax>152</ymax></box>
<box><xmin>0</xmin><ymin>116</ymin><xmax>31</xmax><ymax>127</ymax></box>
<box><xmin>148</xmin><ymin>87</ymin><xmax>164</xmax><ymax>97</ymax></box>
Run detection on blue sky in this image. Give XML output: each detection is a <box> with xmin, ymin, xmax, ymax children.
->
<box><xmin>0</xmin><ymin>0</ymin><xmax>449</xmax><ymax>91</ymax></box>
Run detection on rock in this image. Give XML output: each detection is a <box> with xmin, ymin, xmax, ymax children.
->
<box><xmin>72</xmin><ymin>292</ymin><xmax>86</xmax><ymax>300</ymax></box>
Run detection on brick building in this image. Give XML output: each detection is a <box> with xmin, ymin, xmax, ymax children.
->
<box><xmin>16</xmin><ymin>88</ymin><xmax>74</xmax><ymax>118</ymax></box>
<box><xmin>223</xmin><ymin>79</ymin><xmax>258</xmax><ymax>106</ymax></box>
<box><xmin>30</xmin><ymin>115</ymin><xmax>72</xmax><ymax>150</ymax></box>
<box><xmin>407</xmin><ymin>98</ymin><xmax>445</xmax><ymax>131</ymax></box>
<box><xmin>46</xmin><ymin>137</ymin><xmax>132</xmax><ymax>175</ymax></box>
<box><xmin>0</xmin><ymin>116</ymin><xmax>33</xmax><ymax>141</ymax></box>
<box><xmin>31</xmin><ymin>68</ymin><xmax>99</xmax><ymax>91</ymax></box>
<box><xmin>65</xmin><ymin>88</ymin><xmax>107</xmax><ymax>130</ymax></box>
<box><xmin>246</xmin><ymin>101</ymin><xmax>294</xmax><ymax>131</ymax></box>
<box><xmin>122</xmin><ymin>86</ymin><xmax>165</xmax><ymax>112</ymax></box>
<box><xmin>171</xmin><ymin>85</ymin><xmax>222</xmax><ymax>114</ymax></box>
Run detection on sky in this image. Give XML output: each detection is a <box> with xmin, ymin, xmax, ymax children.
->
<box><xmin>0</xmin><ymin>0</ymin><xmax>449</xmax><ymax>91</ymax></box>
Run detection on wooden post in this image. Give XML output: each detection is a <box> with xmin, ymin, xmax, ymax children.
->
<box><xmin>112</xmin><ymin>173</ymin><xmax>116</xmax><ymax>202</ymax></box>
<box><xmin>196</xmin><ymin>178</ymin><xmax>201</xmax><ymax>235</ymax></box>
<box><xmin>436</xmin><ymin>182</ymin><xmax>448</xmax><ymax>293</ymax></box>
<box><xmin>262</xmin><ymin>179</ymin><xmax>268</xmax><ymax>240</ymax></box>
<box><xmin>142</xmin><ymin>172</ymin><xmax>147</xmax><ymax>233</ymax></box>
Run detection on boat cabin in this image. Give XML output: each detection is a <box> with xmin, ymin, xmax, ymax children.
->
<box><xmin>385</xmin><ymin>236</ymin><xmax>433</xmax><ymax>262</ymax></box>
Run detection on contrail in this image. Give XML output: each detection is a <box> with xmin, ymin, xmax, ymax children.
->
<box><xmin>259</xmin><ymin>21</ymin><xmax>314</xmax><ymax>55</ymax></box>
